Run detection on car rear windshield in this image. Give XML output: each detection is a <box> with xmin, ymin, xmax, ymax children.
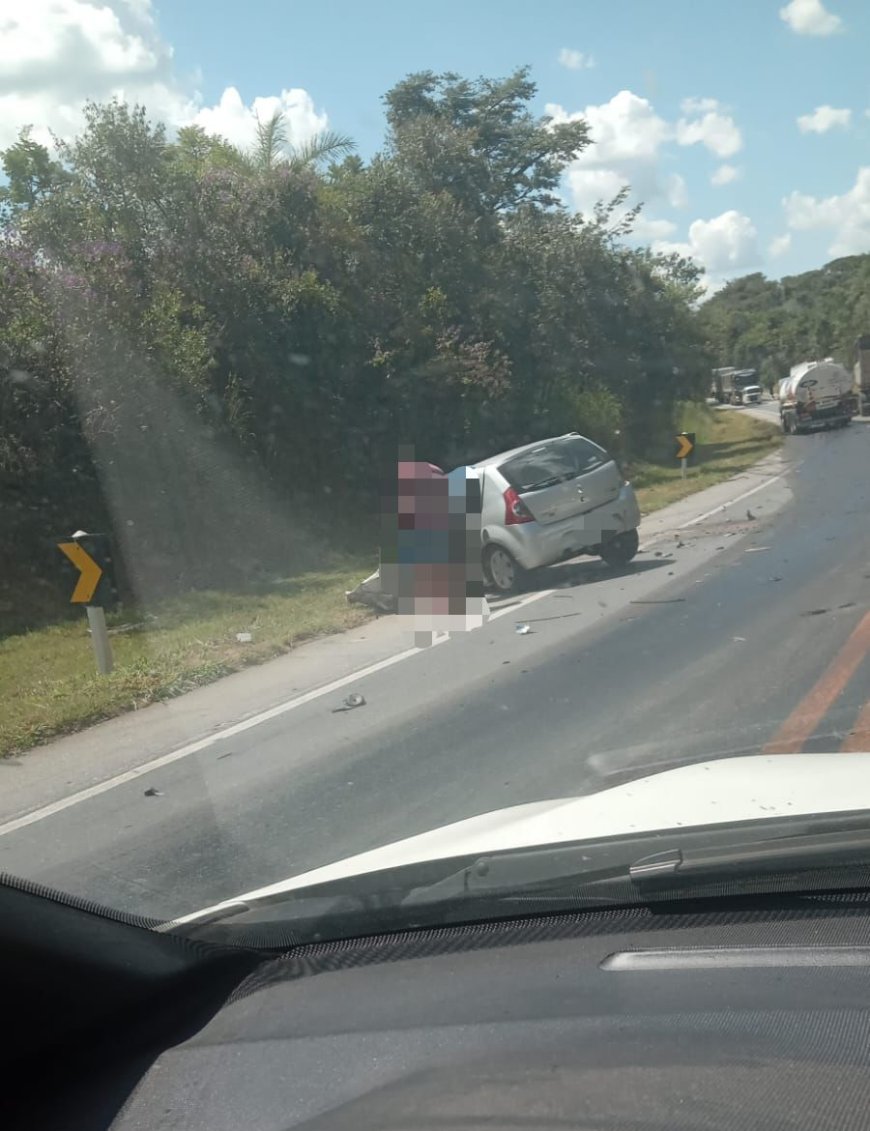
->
<box><xmin>500</xmin><ymin>436</ymin><xmax>610</xmax><ymax>493</ymax></box>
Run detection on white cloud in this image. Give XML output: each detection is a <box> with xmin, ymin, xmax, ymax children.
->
<box><xmin>0</xmin><ymin>0</ymin><xmax>185</xmax><ymax>147</ymax></box>
<box><xmin>680</xmin><ymin>97</ymin><xmax>719</xmax><ymax>116</ymax></box>
<box><xmin>667</xmin><ymin>173</ymin><xmax>688</xmax><ymax>208</ymax></box>
<box><xmin>547</xmin><ymin>89</ymin><xmax>747</xmax><ymax>246</ymax></box>
<box><xmin>549</xmin><ymin>91</ymin><xmax>670</xmax><ymax>166</ymax></box>
<box><xmin>779</xmin><ymin>0</ymin><xmax>843</xmax><ymax>36</ymax></box>
<box><xmin>769</xmin><ymin>233</ymin><xmax>792</xmax><ymax>258</ymax></box>
<box><xmin>711</xmin><ymin>163</ymin><xmax>740</xmax><ymax>186</ymax></box>
<box><xmin>558</xmin><ymin>48</ymin><xmax>595</xmax><ymax>71</ymax></box>
<box><xmin>192</xmin><ymin>87</ymin><xmax>327</xmax><ymax>152</ymax></box>
<box><xmin>784</xmin><ymin>167</ymin><xmax>870</xmax><ymax>256</ymax></box>
<box><xmin>797</xmin><ymin>104</ymin><xmax>851</xmax><ymax>133</ymax></box>
<box><xmin>0</xmin><ymin>0</ymin><xmax>328</xmax><ymax>154</ymax></box>
<box><xmin>654</xmin><ymin>210</ymin><xmax>760</xmax><ymax>287</ymax></box>
<box><xmin>547</xmin><ymin>90</ymin><xmax>673</xmax><ymax>216</ymax></box>
<box><xmin>632</xmin><ymin>216</ymin><xmax>677</xmax><ymax>240</ymax></box>
<box><xmin>676</xmin><ymin>98</ymin><xmax>742</xmax><ymax>158</ymax></box>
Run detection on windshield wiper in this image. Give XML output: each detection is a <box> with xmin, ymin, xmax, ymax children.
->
<box><xmin>404</xmin><ymin>825</ymin><xmax>870</xmax><ymax>908</ymax></box>
<box><xmin>520</xmin><ymin>475</ymin><xmax>562</xmax><ymax>491</ymax></box>
<box><xmin>179</xmin><ymin>816</ymin><xmax>870</xmax><ymax>945</ymax></box>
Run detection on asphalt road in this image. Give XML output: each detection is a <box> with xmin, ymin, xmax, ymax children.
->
<box><xmin>3</xmin><ymin>420</ymin><xmax>870</xmax><ymax>921</ymax></box>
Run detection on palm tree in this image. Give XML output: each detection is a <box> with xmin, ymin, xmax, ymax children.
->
<box><xmin>251</xmin><ymin>109</ymin><xmax>355</xmax><ymax>172</ymax></box>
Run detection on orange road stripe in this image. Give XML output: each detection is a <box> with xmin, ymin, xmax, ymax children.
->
<box><xmin>763</xmin><ymin>609</ymin><xmax>870</xmax><ymax>755</ymax></box>
<box><xmin>842</xmin><ymin>698</ymin><xmax>870</xmax><ymax>753</ymax></box>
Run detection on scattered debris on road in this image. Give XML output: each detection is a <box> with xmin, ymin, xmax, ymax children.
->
<box><xmin>515</xmin><ymin>623</ymin><xmax>532</xmax><ymax>635</ymax></box>
<box><xmin>746</xmin><ymin>509</ymin><xmax>756</xmax><ymax>520</ymax></box>
<box><xmin>332</xmin><ymin>692</ymin><xmax>367</xmax><ymax>713</ymax></box>
<box><xmin>143</xmin><ymin>787</ymin><xmax>163</xmax><ymax>797</ymax></box>
<box><xmin>630</xmin><ymin>598</ymin><xmax>686</xmax><ymax>605</ymax></box>
<box><xmin>744</xmin><ymin>547</ymin><xmax>770</xmax><ymax>553</ymax></box>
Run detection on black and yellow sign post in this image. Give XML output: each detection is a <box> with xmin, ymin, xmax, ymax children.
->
<box><xmin>674</xmin><ymin>432</ymin><xmax>696</xmax><ymax>480</ymax></box>
<box><xmin>58</xmin><ymin>531</ymin><xmax>118</xmax><ymax>675</ymax></box>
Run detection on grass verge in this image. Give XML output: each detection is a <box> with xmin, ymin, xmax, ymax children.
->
<box><xmin>0</xmin><ymin>557</ymin><xmax>374</xmax><ymax>757</ymax></box>
<box><xmin>629</xmin><ymin>402</ymin><xmax>782</xmax><ymax>514</ymax></box>
<box><xmin>0</xmin><ymin>404</ymin><xmax>780</xmax><ymax>758</ymax></box>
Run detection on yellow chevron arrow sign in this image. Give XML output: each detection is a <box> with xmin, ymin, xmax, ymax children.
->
<box><xmin>674</xmin><ymin>432</ymin><xmax>695</xmax><ymax>461</ymax></box>
<box><xmin>58</xmin><ymin>540</ymin><xmax>103</xmax><ymax>604</ymax></box>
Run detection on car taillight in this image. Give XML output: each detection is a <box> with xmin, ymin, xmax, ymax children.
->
<box><xmin>504</xmin><ymin>486</ymin><xmax>533</xmax><ymax>525</ymax></box>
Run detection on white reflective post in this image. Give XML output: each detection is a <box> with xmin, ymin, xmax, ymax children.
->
<box><xmin>86</xmin><ymin>606</ymin><xmax>114</xmax><ymax>675</ymax></box>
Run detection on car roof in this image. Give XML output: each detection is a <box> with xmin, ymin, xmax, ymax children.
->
<box><xmin>471</xmin><ymin>433</ymin><xmax>583</xmax><ymax>469</ymax></box>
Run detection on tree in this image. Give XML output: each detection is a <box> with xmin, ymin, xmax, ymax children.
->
<box><xmin>249</xmin><ymin>109</ymin><xmax>355</xmax><ymax>172</ymax></box>
<box><xmin>699</xmin><ymin>254</ymin><xmax>870</xmax><ymax>380</ymax></box>
<box><xmin>384</xmin><ymin>67</ymin><xmax>589</xmax><ymax>215</ymax></box>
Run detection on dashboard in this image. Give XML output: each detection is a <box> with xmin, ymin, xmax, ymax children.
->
<box><xmin>31</xmin><ymin>889</ymin><xmax>870</xmax><ymax>1130</ymax></box>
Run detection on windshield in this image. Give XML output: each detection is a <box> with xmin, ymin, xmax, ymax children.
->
<box><xmin>2</xmin><ymin>0</ymin><xmax>870</xmax><ymax>934</ymax></box>
<box><xmin>500</xmin><ymin>436</ymin><xmax>610</xmax><ymax>492</ymax></box>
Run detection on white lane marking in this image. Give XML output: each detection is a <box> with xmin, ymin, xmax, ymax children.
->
<box><xmin>0</xmin><ymin>593</ymin><xmax>552</xmax><ymax>835</ymax></box>
<box><xmin>0</xmin><ymin>468</ymin><xmax>788</xmax><ymax>836</ymax></box>
<box><xmin>0</xmin><ymin>643</ymin><xmax>438</xmax><ymax>838</ymax></box>
<box><xmin>678</xmin><ymin>472</ymin><xmax>785</xmax><ymax>529</ymax></box>
<box><xmin>490</xmin><ymin>588</ymin><xmax>554</xmax><ymax>620</ymax></box>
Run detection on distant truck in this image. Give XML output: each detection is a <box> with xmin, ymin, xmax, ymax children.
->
<box><xmin>778</xmin><ymin>359</ymin><xmax>856</xmax><ymax>434</ymax></box>
<box><xmin>853</xmin><ymin>335</ymin><xmax>870</xmax><ymax>416</ymax></box>
<box><xmin>711</xmin><ymin>367</ymin><xmax>759</xmax><ymax>405</ymax></box>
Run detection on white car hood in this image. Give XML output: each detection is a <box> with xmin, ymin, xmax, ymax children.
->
<box><xmin>177</xmin><ymin>752</ymin><xmax>870</xmax><ymax>924</ymax></box>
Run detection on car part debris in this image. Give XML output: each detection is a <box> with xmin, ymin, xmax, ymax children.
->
<box><xmin>143</xmin><ymin>787</ymin><xmax>163</xmax><ymax>797</ymax></box>
<box><xmin>515</xmin><ymin>623</ymin><xmax>532</xmax><ymax>635</ymax></box>
<box><xmin>332</xmin><ymin>693</ymin><xmax>367</xmax><ymax>713</ymax></box>
<box><xmin>345</xmin><ymin>569</ymin><xmax>397</xmax><ymax>614</ymax></box>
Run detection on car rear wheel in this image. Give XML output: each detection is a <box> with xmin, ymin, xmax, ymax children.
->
<box><xmin>599</xmin><ymin>528</ymin><xmax>640</xmax><ymax>567</ymax></box>
<box><xmin>483</xmin><ymin>544</ymin><xmax>525</xmax><ymax>595</ymax></box>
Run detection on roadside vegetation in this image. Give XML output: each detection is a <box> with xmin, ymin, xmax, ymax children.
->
<box><xmin>629</xmin><ymin>402</ymin><xmax>782</xmax><ymax>513</ymax></box>
<box><xmin>698</xmin><ymin>255</ymin><xmax>870</xmax><ymax>389</ymax></box>
<box><xmin>0</xmin><ymin>558</ymin><xmax>372</xmax><ymax>756</ymax></box>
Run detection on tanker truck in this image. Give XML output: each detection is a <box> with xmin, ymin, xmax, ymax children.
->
<box><xmin>778</xmin><ymin>359</ymin><xmax>856</xmax><ymax>434</ymax></box>
<box><xmin>853</xmin><ymin>335</ymin><xmax>870</xmax><ymax>416</ymax></box>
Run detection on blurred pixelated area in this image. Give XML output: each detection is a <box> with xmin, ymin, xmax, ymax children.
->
<box><xmin>348</xmin><ymin>445</ymin><xmax>488</xmax><ymax>643</ymax></box>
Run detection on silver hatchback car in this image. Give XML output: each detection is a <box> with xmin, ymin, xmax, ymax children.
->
<box><xmin>473</xmin><ymin>432</ymin><xmax>641</xmax><ymax>594</ymax></box>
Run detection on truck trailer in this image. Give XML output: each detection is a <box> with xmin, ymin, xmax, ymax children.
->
<box><xmin>778</xmin><ymin>359</ymin><xmax>856</xmax><ymax>434</ymax></box>
<box><xmin>711</xmin><ymin>367</ymin><xmax>758</xmax><ymax>405</ymax></box>
<box><xmin>853</xmin><ymin>335</ymin><xmax>870</xmax><ymax>416</ymax></box>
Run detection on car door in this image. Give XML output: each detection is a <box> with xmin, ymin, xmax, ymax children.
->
<box><xmin>499</xmin><ymin>436</ymin><xmax>622</xmax><ymax>526</ymax></box>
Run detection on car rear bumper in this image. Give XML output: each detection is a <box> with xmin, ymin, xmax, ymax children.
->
<box><xmin>484</xmin><ymin>484</ymin><xmax>641</xmax><ymax>570</ymax></box>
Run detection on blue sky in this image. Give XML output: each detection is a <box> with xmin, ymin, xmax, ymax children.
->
<box><xmin>8</xmin><ymin>1</ymin><xmax>870</xmax><ymax>287</ymax></box>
